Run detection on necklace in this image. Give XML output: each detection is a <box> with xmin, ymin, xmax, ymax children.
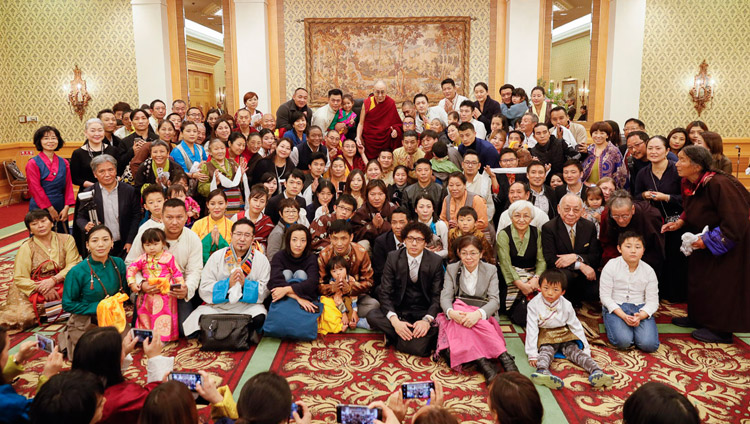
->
<box><xmin>275</xmin><ymin>161</ymin><xmax>287</xmax><ymax>181</ymax></box>
<box><xmin>86</xmin><ymin>142</ymin><xmax>105</xmax><ymax>159</ymax></box>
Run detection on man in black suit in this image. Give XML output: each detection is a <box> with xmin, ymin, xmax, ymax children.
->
<box><xmin>541</xmin><ymin>194</ymin><xmax>601</xmax><ymax>308</ymax></box>
<box><xmin>74</xmin><ymin>154</ymin><xmax>141</xmax><ymax>258</ymax></box>
<box><xmin>367</xmin><ymin>221</ymin><xmax>443</xmax><ymax>357</ymax></box>
<box><xmin>526</xmin><ymin>160</ymin><xmax>557</xmax><ymax>218</ymax></box>
<box><xmin>372</xmin><ymin>207</ymin><xmax>410</xmax><ymax>290</ymax></box>
<box><xmin>553</xmin><ymin>159</ymin><xmax>588</xmax><ymax>208</ymax></box>
<box><xmin>265</xmin><ymin>169</ymin><xmax>307</xmax><ymax>225</ymax></box>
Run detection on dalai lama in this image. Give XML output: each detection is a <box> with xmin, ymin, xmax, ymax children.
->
<box><xmin>356</xmin><ymin>80</ymin><xmax>403</xmax><ymax>159</ymax></box>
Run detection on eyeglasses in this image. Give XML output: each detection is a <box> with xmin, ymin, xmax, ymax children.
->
<box><xmin>611</xmin><ymin>214</ymin><xmax>633</xmax><ymax>220</ymax></box>
<box><xmin>336</xmin><ymin>205</ymin><xmax>354</xmax><ymax>213</ymax></box>
<box><xmin>232</xmin><ymin>232</ymin><xmax>254</xmax><ymax>239</ymax></box>
<box><xmin>460</xmin><ymin>251</ymin><xmax>481</xmax><ymax>257</ymax></box>
<box><xmin>627</xmin><ymin>141</ymin><xmax>645</xmax><ymax>150</ymax></box>
<box><xmin>463</xmin><ymin>160</ymin><xmax>479</xmax><ymax>166</ymax></box>
<box><xmin>405</xmin><ymin>236</ymin><xmax>425</xmax><ymax>244</ymax></box>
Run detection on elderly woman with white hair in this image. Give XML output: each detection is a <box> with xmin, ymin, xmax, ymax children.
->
<box><xmin>70</xmin><ymin>118</ymin><xmax>118</xmax><ymax>188</ymax></box>
<box><xmin>496</xmin><ymin>200</ymin><xmax>546</xmax><ymax>323</ymax></box>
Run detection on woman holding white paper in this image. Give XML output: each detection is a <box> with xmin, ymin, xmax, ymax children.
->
<box><xmin>197</xmin><ymin>138</ymin><xmax>249</xmax><ymax>217</ymax></box>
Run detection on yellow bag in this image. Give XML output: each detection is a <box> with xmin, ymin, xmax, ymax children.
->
<box><xmin>96</xmin><ymin>293</ymin><xmax>130</xmax><ymax>332</ymax></box>
<box><xmin>318</xmin><ymin>296</ymin><xmax>344</xmax><ymax>335</ymax></box>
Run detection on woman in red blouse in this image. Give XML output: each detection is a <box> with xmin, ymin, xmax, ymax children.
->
<box><xmin>26</xmin><ymin>126</ymin><xmax>74</xmax><ymax>234</ymax></box>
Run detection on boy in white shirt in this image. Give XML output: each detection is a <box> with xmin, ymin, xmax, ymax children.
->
<box><xmin>526</xmin><ymin>269</ymin><xmax>613</xmax><ymax>389</ymax></box>
<box><xmin>599</xmin><ymin>231</ymin><xmax>660</xmax><ymax>352</ymax></box>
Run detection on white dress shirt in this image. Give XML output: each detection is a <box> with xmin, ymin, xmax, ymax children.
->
<box><xmin>466</xmin><ymin>171</ymin><xmax>494</xmax><ymax>220</ymax></box>
<box><xmin>525</xmin><ymin>294</ymin><xmax>590</xmax><ymax>360</ymax></box>
<box><xmin>447</xmin><ymin>265</ymin><xmax>488</xmax><ymax>320</ymax></box>
<box><xmin>438</xmin><ymin>94</ymin><xmax>468</xmax><ymax>113</ymax></box>
<box><xmin>471</xmin><ymin>120</ymin><xmax>487</xmax><ymax>140</ymax></box>
<box><xmin>386</xmin><ymin>250</ymin><xmax>430</xmax><ymax>322</ymax></box>
<box><xmin>100</xmin><ymin>183</ymin><xmax>121</xmax><ymax>242</ymax></box>
<box><xmin>599</xmin><ymin>256</ymin><xmax>659</xmax><ymax>317</ymax></box>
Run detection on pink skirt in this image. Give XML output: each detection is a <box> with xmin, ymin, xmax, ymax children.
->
<box><xmin>436</xmin><ymin>299</ymin><xmax>507</xmax><ymax>368</ymax></box>
<box><xmin>136</xmin><ymin>293</ymin><xmax>179</xmax><ymax>342</ymax></box>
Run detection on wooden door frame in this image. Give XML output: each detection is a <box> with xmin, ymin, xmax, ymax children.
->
<box><xmin>539</xmin><ymin>0</ymin><xmax>609</xmax><ymax>127</ymax></box>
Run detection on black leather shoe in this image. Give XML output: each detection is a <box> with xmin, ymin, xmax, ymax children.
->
<box><xmin>474</xmin><ymin>358</ymin><xmax>499</xmax><ymax>383</ymax></box>
<box><xmin>692</xmin><ymin>328</ymin><xmax>733</xmax><ymax>344</ymax></box>
<box><xmin>439</xmin><ymin>348</ymin><xmax>451</xmax><ymax>368</ymax></box>
<box><xmin>498</xmin><ymin>352</ymin><xmax>519</xmax><ymax>372</ymax></box>
<box><xmin>672</xmin><ymin>317</ymin><xmax>698</xmax><ymax>328</ymax></box>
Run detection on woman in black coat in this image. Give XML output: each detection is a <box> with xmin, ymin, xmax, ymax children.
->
<box><xmin>472</xmin><ymin>82</ymin><xmax>502</xmax><ymax>136</ymax></box>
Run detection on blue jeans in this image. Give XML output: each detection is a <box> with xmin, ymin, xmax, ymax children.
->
<box><xmin>283</xmin><ymin>270</ymin><xmax>307</xmax><ymax>283</ymax></box>
<box><xmin>602</xmin><ymin>303</ymin><xmax>660</xmax><ymax>352</ymax></box>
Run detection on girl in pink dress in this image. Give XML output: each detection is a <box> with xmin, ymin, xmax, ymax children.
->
<box><xmin>126</xmin><ymin>228</ymin><xmax>184</xmax><ymax>341</ymax></box>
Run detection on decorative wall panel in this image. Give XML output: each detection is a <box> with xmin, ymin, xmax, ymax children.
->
<box><xmin>305</xmin><ymin>17</ymin><xmax>470</xmax><ymax>106</ymax></box>
<box><xmin>0</xmin><ymin>0</ymin><xmax>138</xmax><ymax>143</ymax></box>
<box><xmin>639</xmin><ymin>0</ymin><xmax>750</xmax><ymax>137</ymax></box>
<box><xmin>283</xmin><ymin>0</ymin><xmax>490</xmax><ymax>103</ymax></box>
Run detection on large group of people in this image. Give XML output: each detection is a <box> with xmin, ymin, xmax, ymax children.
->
<box><xmin>0</xmin><ymin>76</ymin><xmax>746</xmax><ymax>423</ymax></box>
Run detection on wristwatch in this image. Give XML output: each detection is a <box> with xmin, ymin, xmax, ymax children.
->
<box><xmin>576</xmin><ymin>255</ymin><xmax>584</xmax><ymax>264</ymax></box>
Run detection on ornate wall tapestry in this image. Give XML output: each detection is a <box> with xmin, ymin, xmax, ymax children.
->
<box><xmin>304</xmin><ymin>17</ymin><xmax>470</xmax><ymax>106</ymax></box>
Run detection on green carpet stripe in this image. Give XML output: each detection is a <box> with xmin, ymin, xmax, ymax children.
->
<box><xmin>9</xmin><ymin>336</ymin><xmax>36</xmax><ymax>356</ymax></box>
<box><xmin>0</xmin><ymin>222</ymin><xmax>26</xmax><ymax>239</ymax></box>
<box><xmin>505</xmin><ymin>338</ymin><xmax>568</xmax><ymax>424</ymax></box>
<box><xmin>0</xmin><ymin>240</ymin><xmax>24</xmax><ymax>255</ymax></box>
<box><xmin>233</xmin><ymin>337</ymin><xmax>281</xmax><ymax>401</ymax></box>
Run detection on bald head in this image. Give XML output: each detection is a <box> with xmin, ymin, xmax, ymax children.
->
<box><xmin>374</xmin><ymin>80</ymin><xmax>387</xmax><ymax>103</ymax></box>
<box><xmin>557</xmin><ymin>194</ymin><xmax>584</xmax><ymax>226</ymax></box>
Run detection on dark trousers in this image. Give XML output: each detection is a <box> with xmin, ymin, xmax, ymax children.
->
<box><xmin>178</xmin><ymin>294</ymin><xmax>203</xmax><ymax>337</ymax></box>
<box><xmin>561</xmin><ymin>269</ymin><xmax>599</xmax><ymax>307</ymax></box>
<box><xmin>366</xmin><ymin>308</ymin><xmax>438</xmax><ymax>357</ymax></box>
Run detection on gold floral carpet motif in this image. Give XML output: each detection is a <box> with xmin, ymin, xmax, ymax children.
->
<box><xmin>272</xmin><ymin>333</ymin><xmax>495</xmax><ymax>424</ymax></box>
<box><xmin>2</xmin><ymin>254</ymin><xmax>750</xmax><ymax>423</ymax></box>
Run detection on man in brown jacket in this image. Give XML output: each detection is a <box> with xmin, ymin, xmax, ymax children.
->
<box><xmin>318</xmin><ymin>219</ymin><xmax>378</xmax><ymax>320</ymax></box>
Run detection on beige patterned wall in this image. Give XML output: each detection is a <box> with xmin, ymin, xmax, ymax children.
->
<box><xmin>639</xmin><ymin>0</ymin><xmax>750</xmax><ymax>138</ymax></box>
<box><xmin>0</xmin><ymin>0</ymin><xmax>138</xmax><ymax>143</ymax></box>
<box><xmin>550</xmin><ymin>34</ymin><xmax>590</xmax><ymax>113</ymax></box>
<box><xmin>282</xmin><ymin>0</ymin><xmax>490</xmax><ymax>102</ymax></box>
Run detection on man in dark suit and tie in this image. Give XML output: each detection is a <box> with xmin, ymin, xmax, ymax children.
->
<box><xmin>367</xmin><ymin>221</ymin><xmax>444</xmax><ymax>357</ymax></box>
<box><xmin>541</xmin><ymin>193</ymin><xmax>600</xmax><ymax>308</ymax></box>
<box><xmin>74</xmin><ymin>154</ymin><xmax>141</xmax><ymax>258</ymax></box>
<box><xmin>371</xmin><ymin>206</ymin><xmax>410</xmax><ymax>291</ymax></box>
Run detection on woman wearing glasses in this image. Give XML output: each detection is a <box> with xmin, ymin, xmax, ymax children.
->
<box><xmin>437</xmin><ymin>235</ymin><xmax>518</xmax><ymax>383</ymax></box>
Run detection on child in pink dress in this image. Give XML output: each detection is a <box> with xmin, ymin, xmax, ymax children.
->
<box><xmin>126</xmin><ymin>228</ymin><xmax>184</xmax><ymax>341</ymax></box>
<box><xmin>330</xmin><ymin>94</ymin><xmax>358</xmax><ymax>141</ymax></box>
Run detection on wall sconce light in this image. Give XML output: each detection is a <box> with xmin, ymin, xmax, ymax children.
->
<box><xmin>67</xmin><ymin>65</ymin><xmax>92</xmax><ymax>120</ymax></box>
<box><xmin>578</xmin><ymin>80</ymin><xmax>589</xmax><ymax>106</ymax></box>
<box><xmin>689</xmin><ymin>60</ymin><xmax>714</xmax><ymax>117</ymax></box>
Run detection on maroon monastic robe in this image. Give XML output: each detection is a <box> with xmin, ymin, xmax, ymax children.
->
<box><xmin>361</xmin><ymin>95</ymin><xmax>403</xmax><ymax>159</ymax></box>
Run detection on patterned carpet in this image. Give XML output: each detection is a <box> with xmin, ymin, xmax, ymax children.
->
<box><xmin>3</xmin><ymin>248</ymin><xmax>750</xmax><ymax>423</ymax></box>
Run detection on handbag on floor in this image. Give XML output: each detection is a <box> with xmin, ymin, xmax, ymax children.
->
<box><xmin>508</xmin><ymin>291</ymin><xmax>538</xmax><ymax>328</ymax></box>
<box><xmin>262</xmin><ymin>297</ymin><xmax>322</xmax><ymax>341</ymax></box>
<box><xmin>199</xmin><ymin>314</ymin><xmax>253</xmax><ymax>351</ymax></box>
